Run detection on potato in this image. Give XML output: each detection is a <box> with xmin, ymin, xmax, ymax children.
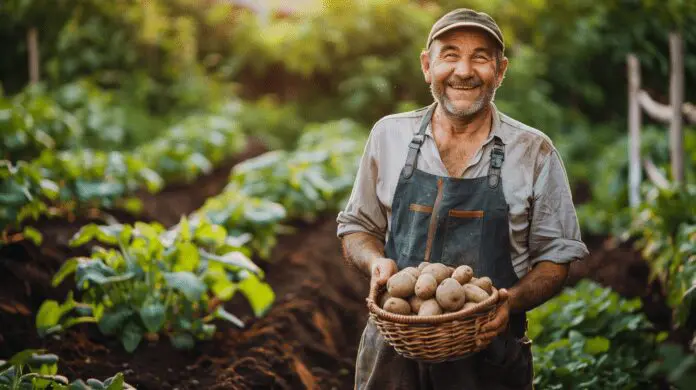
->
<box><xmin>409</xmin><ymin>295</ymin><xmax>425</xmax><ymax>313</ymax></box>
<box><xmin>402</xmin><ymin>266</ymin><xmax>420</xmax><ymax>278</ymax></box>
<box><xmin>383</xmin><ymin>297</ymin><xmax>411</xmax><ymax>315</ymax></box>
<box><xmin>418</xmin><ymin>299</ymin><xmax>443</xmax><ymax>316</ymax></box>
<box><xmin>463</xmin><ymin>284</ymin><xmax>490</xmax><ymax>303</ymax></box>
<box><xmin>387</xmin><ymin>272</ymin><xmax>417</xmax><ymax>298</ymax></box>
<box><xmin>378</xmin><ymin>291</ymin><xmax>392</xmax><ymax>308</ymax></box>
<box><xmin>421</xmin><ymin>263</ymin><xmax>452</xmax><ymax>284</ymax></box>
<box><xmin>418</xmin><ymin>262</ymin><xmax>429</xmax><ymax>271</ymax></box>
<box><xmin>462</xmin><ymin>302</ymin><xmax>478</xmax><ymax>311</ymax></box>
<box><xmin>414</xmin><ymin>273</ymin><xmax>438</xmax><ymax>299</ymax></box>
<box><xmin>471</xmin><ymin>276</ymin><xmax>493</xmax><ymax>294</ymax></box>
<box><xmin>452</xmin><ymin>265</ymin><xmax>474</xmax><ymax>284</ymax></box>
<box><xmin>435</xmin><ymin>278</ymin><xmax>467</xmax><ymax>311</ymax></box>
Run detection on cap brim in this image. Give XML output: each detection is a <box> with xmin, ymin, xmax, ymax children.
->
<box><xmin>429</xmin><ymin>22</ymin><xmax>504</xmax><ymax>49</ymax></box>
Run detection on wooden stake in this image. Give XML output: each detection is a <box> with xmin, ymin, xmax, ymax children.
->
<box><xmin>669</xmin><ymin>32</ymin><xmax>684</xmax><ymax>184</ymax></box>
<box><xmin>627</xmin><ymin>54</ymin><xmax>642</xmax><ymax>207</ymax></box>
<box><xmin>27</xmin><ymin>27</ymin><xmax>40</xmax><ymax>84</ymax></box>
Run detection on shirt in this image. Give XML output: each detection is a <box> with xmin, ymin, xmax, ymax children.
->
<box><xmin>336</xmin><ymin>104</ymin><xmax>589</xmax><ymax>278</ymax></box>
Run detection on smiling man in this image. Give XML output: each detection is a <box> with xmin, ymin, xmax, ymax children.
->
<box><xmin>337</xmin><ymin>8</ymin><xmax>589</xmax><ymax>390</ymax></box>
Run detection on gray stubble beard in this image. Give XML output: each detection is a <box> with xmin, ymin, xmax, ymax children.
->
<box><xmin>430</xmin><ymin>75</ymin><xmax>498</xmax><ymax>121</ymax></box>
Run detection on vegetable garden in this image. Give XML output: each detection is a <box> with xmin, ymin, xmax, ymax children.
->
<box><xmin>1</xmin><ymin>0</ymin><xmax>695</xmax><ymax>389</ymax></box>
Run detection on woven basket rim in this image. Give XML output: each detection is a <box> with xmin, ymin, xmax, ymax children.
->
<box><xmin>366</xmin><ymin>282</ymin><xmax>500</xmax><ymax>324</ymax></box>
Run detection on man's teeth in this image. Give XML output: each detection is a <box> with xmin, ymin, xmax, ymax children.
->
<box><xmin>449</xmin><ymin>85</ymin><xmax>478</xmax><ymax>90</ymax></box>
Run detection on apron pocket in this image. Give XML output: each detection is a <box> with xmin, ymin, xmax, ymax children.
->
<box><xmin>477</xmin><ymin>334</ymin><xmax>533</xmax><ymax>388</ymax></box>
<box><xmin>441</xmin><ymin>209</ymin><xmax>484</xmax><ymax>266</ymax></box>
<box><xmin>396</xmin><ymin>203</ymin><xmax>432</xmax><ymax>266</ymax></box>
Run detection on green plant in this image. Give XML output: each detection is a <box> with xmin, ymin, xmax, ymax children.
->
<box><xmin>135</xmin><ymin>114</ymin><xmax>247</xmax><ymax>183</ymax></box>
<box><xmin>227</xmin><ymin>120</ymin><xmax>366</xmax><ymax>222</ymax></box>
<box><xmin>529</xmin><ymin>280</ymin><xmax>660</xmax><ymax>389</ymax></box>
<box><xmin>629</xmin><ymin>184</ymin><xmax>696</xmax><ymax>328</ymax></box>
<box><xmin>0</xmin><ymin>349</ymin><xmax>132</xmax><ymax>389</ymax></box>
<box><xmin>36</xmin><ymin>217</ymin><xmax>274</xmax><ymax>352</ymax></box>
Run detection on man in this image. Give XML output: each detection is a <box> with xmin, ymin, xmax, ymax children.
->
<box><xmin>336</xmin><ymin>8</ymin><xmax>589</xmax><ymax>390</ymax></box>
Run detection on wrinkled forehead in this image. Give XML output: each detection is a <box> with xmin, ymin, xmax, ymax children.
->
<box><xmin>430</xmin><ymin>27</ymin><xmax>500</xmax><ymax>53</ymax></box>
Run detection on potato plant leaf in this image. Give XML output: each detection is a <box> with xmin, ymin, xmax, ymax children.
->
<box><xmin>238</xmin><ymin>273</ymin><xmax>275</xmax><ymax>317</ymax></box>
<box><xmin>163</xmin><ymin>272</ymin><xmax>206</xmax><ymax>301</ymax></box>
<box><xmin>120</xmin><ymin>322</ymin><xmax>143</xmax><ymax>353</ymax></box>
<box><xmin>139</xmin><ymin>301</ymin><xmax>166</xmax><ymax>333</ymax></box>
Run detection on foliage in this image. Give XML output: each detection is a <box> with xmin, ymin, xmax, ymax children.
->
<box><xmin>134</xmin><ymin>114</ymin><xmax>246</xmax><ymax>183</ymax></box>
<box><xmin>575</xmin><ymin>126</ymin><xmax>696</xmax><ymax>236</ymax></box>
<box><xmin>646</xmin><ymin>341</ymin><xmax>696</xmax><ymax>389</ymax></box>
<box><xmin>0</xmin><ymin>84</ymin><xmax>82</xmax><ymax>161</ymax></box>
<box><xmin>194</xmin><ymin>191</ymin><xmax>286</xmax><ymax>261</ymax></box>
<box><xmin>0</xmin><ymin>349</ymin><xmax>131</xmax><ymax>389</ymax></box>
<box><xmin>629</xmin><ymin>184</ymin><xmax>696</xmax><ymax>328</ymax></box>
<box><xmin>36</xmin><ymin>217</ymin><xmax>274</xmax><ymax>352</ymax></box>
<box><xmin>529</xmin><ymin>280</ymin><xmax>660</xmax><ymax>389</ymax></box>
<box><xmin>227</xmin><ymin>120</ymin><xmax>366</xmax><ymax>221</ymax></box>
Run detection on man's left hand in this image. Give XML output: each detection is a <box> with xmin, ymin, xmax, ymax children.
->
<box><xmin>477</xmin><ymin>288</ymin><xmax>511</xmax><ymax>347</ymax></box>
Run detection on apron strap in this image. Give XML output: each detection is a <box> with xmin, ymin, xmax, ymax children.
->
<box><xmin>487</xmin><ymin>137</ymin><xmax>505</xmax><ymax>188</ymax></box>
<box><xmin>402</xmin><ymin>104</ymin><xmax>436</xmax><ymax>179</ymax></box>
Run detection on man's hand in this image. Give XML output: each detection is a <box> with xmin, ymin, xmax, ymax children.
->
<box><xmin>370</xmin><ymin>257</ymin><xmax>398</xmax><ymax>288</ymax></box>
<box><xmin>477</xmin><ymin>288</ymin><xmax>510</xmax><ymax>347</ymax></box>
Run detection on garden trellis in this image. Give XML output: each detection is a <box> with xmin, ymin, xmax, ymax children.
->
<box><xmin>627</xmin><ymin>32</ymin><xmax>695</xmax><ymax>207</ymax></box>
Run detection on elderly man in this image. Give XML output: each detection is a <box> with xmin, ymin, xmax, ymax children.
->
<box><xmin>336</xmin><ymin>8</ymin><xmax>589</xmax><ymax>390</ymax></box>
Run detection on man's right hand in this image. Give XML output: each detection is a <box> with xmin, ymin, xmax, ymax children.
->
<box><xmin>370</xmin><ymin>257</ymin><xmax>398</xmax><ymax>287</ymax></box>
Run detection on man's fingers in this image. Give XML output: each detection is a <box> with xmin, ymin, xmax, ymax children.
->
<box><xmin>497</xmin><ymin>288</ymin><xmax>509</xmax><ymax>302</ymax></box>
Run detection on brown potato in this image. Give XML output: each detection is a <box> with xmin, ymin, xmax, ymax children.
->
<box><xmin>463</xmin><ymin>284</ymin><xmax>490</xmax><ymax>303</ymax></box>
<box><xmin>414</xmin><ymin>273</ymin><xmax>438</xmax><ymax>299</ymax></box>
<box><xmin>409</xmin><ymin>295</ymin><xmax>425</xmax><ymax>313</ymax></box>
<box><xmin>435</xmin><ymin>278</ymin><xmax>467</xmax><ymax>311</ymax></box>
<box><xmin>452</xmin><ymin>265</ymin><xmax>474</xmax><ymax>284</ymax></box>
<box><xmin>471</xmin><ymin>276</ymin><xmax>493</xmax><ymax>294</ymax></box>
<box><xmin>378</xmin><ymin>291</ymin><xmax>392</xmax><ymax>308</ymax></box>
<box><xmin>462</xmin><ymin>302</ymin><xmax>478</xmax><ymax>311</ymax></box>
<box><xmin>418</xmin><ymin>262</ymin><xmax>429</xmax><ymax>271</ymax></box>
<box><xmin>387</xmin><ymin>272</ymin><xmax>417</xmax><ymax>298</ymax></box>
<box><xmin>421</xmin><ymin>263</ymin><xmax>452</xmax><ymax>284</ymax></box>
<box><xmin>383</xmin><ymin>297</ymin><xmax>411</xmax><ymax>315</ymax></box>
<box><xmin>418</xmin><ymin>299</ymin><xmax>443</xmax><ymax>316</ymax></box>
<box><xmin>402</xmin><ymin>266</ymin><xmax>420</xmax><ymax>278</ymax></box>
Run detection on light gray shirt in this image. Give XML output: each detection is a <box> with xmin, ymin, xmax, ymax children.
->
<box><xmin>336</xmin><ymin>104</ymin><xmax>589</xmax><ymax>278</ymax></box>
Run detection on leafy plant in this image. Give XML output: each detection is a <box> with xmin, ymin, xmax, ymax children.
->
<box><xmin>0</xmin><ymin>349</ymin><xmax>132</xmax><ymax>389</ymax></box>
<box><xmin>36</xmin><ymin>217</ymin><xmax>274</xmax><ymax>352</ymax></box>
<box><xmin>629</xmin><ymin>184</ymin><xmax>696</xmax><ymax>328</ymax></box>
<box><xmin>227</xmin><ymin>120</ymin><xmax>366</xmax><ymax>222</ymax></box>
<box><xmin>135</xmin><ymin>114</ymin><xmax>247</xmax><ymax>183</ymax></box>
<box><xmin>529</xmin><ymin>280</ymin><xmax>660</xmax><ymax>389</ymax></box>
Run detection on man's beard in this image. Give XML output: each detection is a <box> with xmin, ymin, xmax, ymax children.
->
<box><xmin>430</xmin><ymin>75</ymin><xmax>497</xmax><ymax>120</ymax></box>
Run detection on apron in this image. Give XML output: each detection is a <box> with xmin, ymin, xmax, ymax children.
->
<box><xmin>355</xmin><ymin>104</ymin><xmax>534</xmax><ymax>390</ymax></box>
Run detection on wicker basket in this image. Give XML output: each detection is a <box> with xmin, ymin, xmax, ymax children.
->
<box><xmin>366</xmin><ymin>282</ymin><xmax>502</xmax><ymax>363</ymax></box>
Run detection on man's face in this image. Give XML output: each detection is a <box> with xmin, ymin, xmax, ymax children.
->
<box><xmin>421</xmin><ymin>28</ymin><xmax>508</xmax><ymax>120</ymax></box>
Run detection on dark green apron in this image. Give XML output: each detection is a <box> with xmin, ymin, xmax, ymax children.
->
<box><xmin>355</xmin><ymin>104</ymin><xmax>533</xmax><ymax>390</ymax></box>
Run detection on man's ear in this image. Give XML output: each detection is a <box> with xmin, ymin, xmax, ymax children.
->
<box><xmin>495</xmin><ymin>56</ymin><xmax>509</xmax><ymax>88</ymax></box>
<box><xmin>420</xmin><ymin>50</ymin><xmax>432</xmax><ymax>84</ymax></box>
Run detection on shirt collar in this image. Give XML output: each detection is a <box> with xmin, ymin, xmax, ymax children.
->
<box><xmin>422</xmin><ymin>102</ymin><xmax>509</xmax><ymax>145</ymax></box>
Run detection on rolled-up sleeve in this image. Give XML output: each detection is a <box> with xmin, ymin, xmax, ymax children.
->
<box><xmin>336</xmin><ymin>124</ymin><xmax>388</xmax><ymax>242</ymax></box>
<box><xmin>529</xmin><ymin>149</ymin><xmax>589</xmax><ymax>265</ymax></box>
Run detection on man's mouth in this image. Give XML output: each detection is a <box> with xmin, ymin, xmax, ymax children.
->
<box><xmin>448</xmin><ymin>84</ymin><xmax>480</xmax><ymax>90</ymax></box>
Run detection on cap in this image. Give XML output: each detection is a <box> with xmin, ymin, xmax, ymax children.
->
<box><xmin>426</xmin><ymin>8</ymin><xmax>504</xmax><ymax>51</ymax></box>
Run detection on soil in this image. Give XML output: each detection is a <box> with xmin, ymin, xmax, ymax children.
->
<box><xmin>0</xmin><ymin>138</ymin><xmax>674</xmax><ymax>389</ymax></box>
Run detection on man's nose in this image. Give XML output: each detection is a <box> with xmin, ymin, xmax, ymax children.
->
<box><xmin>453</xmin><ymin>59</ymin><xmax>474</xmax><ymax>78</ymax></box>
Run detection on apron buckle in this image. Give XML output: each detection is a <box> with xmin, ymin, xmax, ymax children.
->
<box><xmin>490</xmin><ymin>148</ymin><xmax>505</xmax><ymax>169</ymax></box>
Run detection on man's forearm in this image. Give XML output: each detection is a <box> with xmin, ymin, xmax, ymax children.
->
<box><xmin>341</xmin><ymin>232</ymin><xmax>385</xmax><ymax>277</ymax></box>
<box><xmin>508</xmin><ymin>261</ymin><xmax>570</xmax><ymax>313</ymax></box>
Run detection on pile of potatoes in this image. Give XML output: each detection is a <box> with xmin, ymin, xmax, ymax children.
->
<box><xmin>379</xmin><ymin>263</ymin><xmax>494</xmax><ymax>316</ymax></box>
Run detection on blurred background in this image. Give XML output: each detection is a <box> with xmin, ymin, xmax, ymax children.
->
<box><xmin>1</xmin><ymin>0</ymin><xmax>696</xmax><ymax>389</ymax></box>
